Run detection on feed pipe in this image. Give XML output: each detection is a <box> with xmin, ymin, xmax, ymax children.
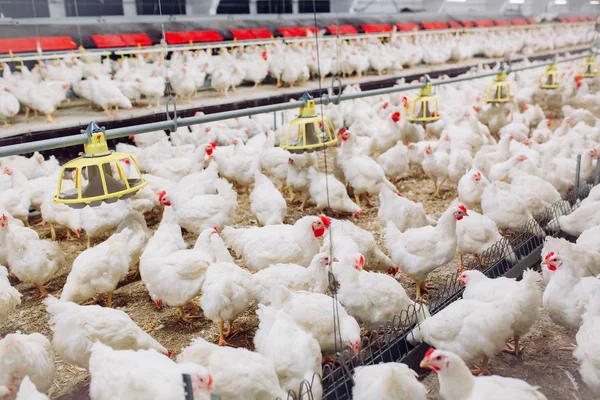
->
<box><xmin>0</xmin><ymin>51</ymin><xmax>590</xmax><ymax>158</ymax></box>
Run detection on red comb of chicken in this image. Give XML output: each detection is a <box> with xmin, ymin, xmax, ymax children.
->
<box><xmin>339</xmin><ymin>128</ymin><xmax>347</xmax><ymax>136</ymax></box>
<box><xmin>544</xmin><ymin>251</ymin><xmax>554</xmax><ymax>261</ymax></box>
<box><xmin>425</xmin><ymin>347</ymin><xmax>436</xmax><ymax>358</ymax></box>
<box><xmin>359</xmin><ymin>254</ymin><xmax>365</xmax><ymax>267</ymax></box>
<box><xmin>382</xmin><ymin>102</ymin><xmax>389</xmax><ymax>109</ymax></box>
<box><xmin>458</xmin><ymin>205</ymin><xmax>467</xmax><ymax>213</ymax></box>
<box><xmin>167</xmin><ymin>350</ymin><xmax>173</xmax><ymax>358</ymax></box>
<box><xmin>459</xmin><ymin>269</ymin><xmax>466</xmax><ymax>275</ymax></box>
<box><xmin>391</xmin><ymin>111</ymin><xmax>401</xmax><ymax>123</ymax></box>
<box><xmin>158</xmin><ymin>190</ymin><xmax>167</xmax><ymax>203</ymax></box>
<box><xmin>122</xmin><ymin>158</ymin><xmax>131</xmax><ymax>165</ymax></box>
<box><xmin>319</xmin><ymin>215</ymin><xmax>331</xmax><ymax>228</ymax></box>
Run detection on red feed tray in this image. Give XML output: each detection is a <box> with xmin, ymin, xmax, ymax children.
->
<box><xmin>165</xmin><ymin>30</ymin><xmax>223</xmax><ymax>45</ymax></box>
<box><xmin>396</xmin><ymin>22</ymin><xmax>420</xmax><ymax>32</ymax></box>
<box><xmin>230</xmin><ymin>28</ymin><xmax>272</xmax><ymax>40</ymax></box>
<box><xmin>461</xmin><ymin>20</ymin><xmax>474</xmax><ymax>28</ymax></box>
<box><xmin>278</xmin><ymin>27</ymin><xmax>318</xmax><ymax>37</ymax></box>
<box><xmin>511</xmin><ymin>19</ymin><xmax>529</xmax><ymax>26</ymax></box>
<box><xmin>326</xmin><ymin>25</ymin><xmax>358</xmax><ymax>35</ymax></box>
<box><xmin>361</xmin><ymin>24</ymin><xmax>393</xmax><ymax>33</ymax></box>
<box><xmin>422</xmin><ymin>21</ymin><xmax>449</xmax><ymax>30</ymax></box>
<box><xmin>474</xmin><ymin>20</ymin><xmax>494</xmax><ymax>28</ymax></box>
<box><xmin>0</xmin><ymin>36</ymin><xmax>77</xmax><ymax>53</ymax></box>
<box><xmin>494</xmin><ymin>20</ymin><xmax>509</xmax><ymax>26</ymax></box>
<box><xmin>91</xmin><ymin>33</ymin><xmax>152</xmax><ymax>48</ymax></box>
<box><xmin>448</xmin><ymin>21</ymin><xmax>462</xmax><ymax>29</ymax></box>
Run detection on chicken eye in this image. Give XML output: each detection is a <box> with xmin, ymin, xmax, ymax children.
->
<box><xmin>436</xmin><ymin>356</ymin><xmax>442</xmax><ymax>360</ymax></box>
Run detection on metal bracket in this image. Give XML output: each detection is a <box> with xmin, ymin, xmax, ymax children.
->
<box><xmin>182</xmin><ymin>373</ymin><xmax>194</xmax><ymax>400</ymax></box>
<box><xmin>330</xmin><ymin>76</ymin><xmax>342</xmax><ymax>105</ymax></box>
<box><xmin>166</xmin><ymin>96</ymin><xmax>178</xmax><ymax>132</ymax></box>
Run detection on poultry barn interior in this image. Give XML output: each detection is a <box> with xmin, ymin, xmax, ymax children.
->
<box><xmin>2</xmin><ymin>0</ymin><xmax>600</xmax><ymax>399</ymax></box>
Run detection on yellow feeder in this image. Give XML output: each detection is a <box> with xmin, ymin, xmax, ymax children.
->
<box><xmin>281</xmin><ymin>92</ymin><xmax>338</xmax><ymax>154</ymax></box>
<box><xmin>54</xmin><ymin>122</ymin><xmax>147</xmax><ymax>209</ymax></box>
<box><xmin>580</xmin><ymin>54</ymin><xmax>598</xmax><ymax>78</ymax></box>
<box><xmin>408</xmin><ymin>77</ymin><xmax>440</xmax><ymax>123</ymax></box>
<box><xmin>485</xmin><ymin>66</ymin><xmax>511</xmax><ymax>104</ymax></box>
<box><xmin>540</xmin><ymin>61</ymin><xmax>561</xmax><ymax>89</ymax></box>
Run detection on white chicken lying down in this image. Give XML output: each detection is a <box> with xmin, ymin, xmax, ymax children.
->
<box><xmin>558</xmin><ymin>199</ymin><xmax>600</xmax><ymax>237</ymax></box>
<box><xmin>352</xmin><ymin>362</ymin><xmax>427</xmax><ymax>400</ymax></box>
<box><xmin>61</xmin><ymin>228</ymin><xmax>133</xmax><ymax>307</ymax></box>
<box><xmin>541</xmin><ymin>252</ymin><xmax>600</xmax><ymax>330</ymax></box>
<box><xmin>251</xmin><ymin>252</ymin><xmax>330</xmax><ymax>305</ymax></box>
<box><xmin>200</xmin><ymin>261</ymin><xmax>253</xmax><ymax>346</ymax></box>
<box><xmin>0</xmin><ymin>265</ymin><xmax>21</xmax><ymax>323</ymax></box>
<box><xmin>15</xmin><ymin>376</ymin><xmax>48</xmax><ymax>400</ymax></box>
<box><xmin>421</xmin><ymin>349</ymin><xmax>548</xmax><ymax>400</ymax></box>
<box><xmin>89</xmin><ymin>342</ymin><xmax>212</xmax><ymax>400</ymax></box>
<box><xmin>2</xmin><ymin>217</ymin><xmax>65</xmax><ymax>297</ymax></box>
<box><xmin>222</xmin><ymin>215</ymin><xmax>331</xmax><ymax>271</ymax></box>
<box><xmin>574</xmin><ymin>293</ymin><xmax>600</xmax><ymax>396</ymax></box>
<box><xmin>336</xmin><ymin>265</ymin><xmax>429</xmax><ymax>331</ymax></box>
<box><xmin>460</xmin><ymin>269</ymin><xmax>542</xmax><ymax>357</ymax></box>
<box><xmin>322</xmin><ymin>218</ymin><xmax>397</xmax><ymax>275</ymax></box>
<box><xmin>254</xmin><ymin>305</ymin><xmax>323</xmax><ymax>398</ymax></box>
<box><xmin>540</xmin><ymin>236</ymin><xmax>600</xmax><ymax>283</ymax></box>
<box><xmin>249</xmin><ymin>171</ymin><xmax>286</xmax><ymax>225</ymax></box>
<box><xmin>44</xmin><ymin>296</ymin><xmax>169</xmax><ymax>369</ymax></box>
<box><xmin>378</xmin><ymin>184</ymin><xmax>437</xmax><ymax>233</ymax></box>
<box><xmin>0</xmin><ymin>333</ymin><xmax>55</xmax><ymax>396</ymax></box>
<box><xmin>410</xmin><ymin>298</ymin><xmax>514</xmax><ymax>376</ymax></box>
<box><xmin>270</xmin><ymin>286</ymin><xmax>361</xmax><ymax>355</ymax></box>
<box><xmin>385</xmin><ymin>203</ymin><xmax>467</xmax><ymax>300</ymax></box>
<box><xmin>177</xmin><ymin>337</ymin><xmax>287</xmax><ymax>400</ymax></box>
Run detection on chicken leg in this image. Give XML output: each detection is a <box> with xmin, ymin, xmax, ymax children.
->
<box><xmin>503</xmin><ymin>336</ymin><xmax>524</xmax><ymax>357</ymax></box>
<box><xmin>354</xmin><ymin>193</ymin><xmax>361</xmax><ymax>208</ymax></box>
<box><xmin>288</xmin><ymin>187</ymin><xmax>295</xmax><ymax>203</ymax></box>
<box><xmin>218</xmin><ymin>321</ymin><xmax>227</xmax><ymax>346</ymax></box>
<box><xmin>276</xmin><ymin>76</ymin><xmax>282</xmax><ymax>88</ymax></box>
<box><xmin>36</xmin><ymin>284</ymin><xmax>49</xmax><ymax>299</ymax></box>
<box><xmin>457</xmin><ymin>252</ymin><xmax>463</xmax><ymax>270</ymax></box>
<box><xmin>470</xmin><ymin>355</ymin><xmax>491</xmax><ymax>376</ymax></box>
<box><xmin>225</xmin><ymin>319</ymin><xmax>236</xmax><ymax>338</ymax></box>
<box><xmin>106</xmin><ymin>292</ymin><xmax>113</xmax><ymax>308</ymax></box>
<box><xmin>50</xmin><ymin>223</ymin><xmax>56</xmax><ymax>241</ymax></box>
<box><xmin>559</xmin><ymin>343</ymin><xmax>577</xmax><ymax>351</ymax></box>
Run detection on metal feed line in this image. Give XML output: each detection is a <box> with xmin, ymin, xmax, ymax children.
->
<box><xmin>0</xmin><ymin>51</ymin><xmax>590</xmax><ymax>158</ymax></box>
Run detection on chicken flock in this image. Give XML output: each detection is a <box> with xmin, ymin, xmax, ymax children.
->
<box><xmin>1</xmin><ymin>44</ymin><xmax>600</xmax><ymax>400</ymax></box>
<box><xmin>0</xmin><ymin>22</ymin><xmax>592</xmax><ymax>125</ymax></box>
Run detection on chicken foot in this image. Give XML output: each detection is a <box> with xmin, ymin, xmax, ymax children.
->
<box><xmin>218</xmin><ymin>321</ymin><xmax>228</xmax><ymax>346</ymax></box>
<box><xmin>36</xmin><ymin>283</ymin><xmax>49</xmax><ymax>299</ymax></box>
<box><xmin>225</xmin><ymin>319</ymin><xmax>237</xmax><ymax>338</ymax></box>
<box><xmin>470</xmin><ymin>355</ymin><xmax>491</xmax><ymax>376</ymax></box>
<box><xmin>178</xmin><ymin>306</ymin><xmax>201</xmax><ymax>323</ymax></box>
<box><xmin>559</xmin><ymin>343</ymin><xmax>577</xmax><ymax>351</ymax></box>
<box><xmin>287</xmin><ymin>187</ymin><xmax>296</xmax><ymax>203</ymax></box>
<box><xmin>50</xmin><ymin>223</ymin><xmax>56</xmax><ymax>241</ymax></box>
<box><xmin>503</xmin><ymin>336</ymin><xmax>524</xmax><ymax>357</ymax></box>
<box><xmin>87</xmin><ymin>235</ymin><xmax>92</xmax><ymax>249</ymax></box>
<box><xmin>106</xmin><ymin>292</ymin><xmax>113</xmax><ymax>308</ymax></box>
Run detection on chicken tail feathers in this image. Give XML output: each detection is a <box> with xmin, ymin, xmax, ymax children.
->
<box><xmin>269</xmin><ymin>285</ymin><xmax>294</xmax><ymax>309</ymax></box>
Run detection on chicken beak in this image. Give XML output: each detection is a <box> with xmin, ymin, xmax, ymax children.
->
<box><xmin>464</xmin><ymin>212</ymin><xmax>469</xmax><ymax>217</ymax></box>
<box><xmin>419</xmin><ymin>358</ymin><xmax>432</xmax><ymax>369</ymax></box>
<box><xmin>540</xmin><ymin>259</ymin><xmax>549</xmax><ymax>266</ymax></box>
<box><xmin>333</xmin><ymin>257</ymin><xmax>339</xmax><ymax>262</ymax></box>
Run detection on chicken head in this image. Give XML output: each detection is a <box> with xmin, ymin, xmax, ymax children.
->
<box><xmin>345</xmin><ymin>338</ymin><xmax>361</xmax><ymax>355</ymax></box>
<box><xmin>419</xmin><ymin>348</ymin><xmax>447</xmax><ymax>372</ymax></box>
<box><xmin>158</xmin><ymin>190</ymin><xmax>171</xmax><ymax>207</ymax></box>
<box><xmin>541</xmin><ymin>251</ymin><xmax>563</xmax><ymax>271</ymax></box>
<box><xmin>311</xmin><ymin>215</ymin><xmax>331</xmax><ymax>238</ymax></box>
<box><xmin>453</xmin><ymin>205</ymin><xmax>469</xmax><ymax>221</ymax></box>
<box><xmin>0</xmin><ymin>214</ymin><xmax>7</xmax><ymax>228</ymax></box>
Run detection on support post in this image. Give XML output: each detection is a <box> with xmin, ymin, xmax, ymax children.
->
<box><xmin>575</xmin><ymin>154</ymin><xmax>582</xmax><ymax>198</ymax></box>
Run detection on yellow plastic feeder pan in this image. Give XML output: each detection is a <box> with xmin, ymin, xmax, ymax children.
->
<box><xmin>408</xmin><ymin>80</ymin><xmax>440</xmax><ymax>124</ymax></box>
<box><xmin>539</xmin><ymin>63</ymin><xmax>561</xmax><ymax>89</ymax></box>
<box><xmin>54</xmin><ymin>122</ymin><xmax>147</xmax><ymax>209</ymax></box>
<box><xmin>281</xmin><ymin>92</ymin><xmax>338</xmax><ymax>154</ymax></box>
<box><xmin>580</xmin><ymin>54</ymin><xmax>598</xmax><ymax>78</ymax></box>
<box><xmin>485</xmin><ymin>68</ymin><xmax>511</xmax><ymax>104</ymax></box>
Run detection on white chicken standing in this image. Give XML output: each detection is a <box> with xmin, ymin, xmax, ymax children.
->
<box><xmin>249</xmin><ymin>171</ymin><xmax>286</xmax><ymax>225</ymax></box>
<box><xmin>378</xmin><ymin>184</ymin><xmax>436</xmax><ymax>233</ymax></box>
<box><xmin>0</xmin><ymin>265</ymin><xmax>21</xmax><ymax>323</ymax></box>
<box><xmin>222</xmin><ymin>215</ymin><xmax>330</xmax><ymax>271</ymax></box>
<box><xmin>420</xmin><ymin>349</ymin><xmax>548</xmax><ymax>399</ymax></box>
<box><xmin>307</xmin><ymin>167</ymin><xmax>362</xmax><ymax>216</ymax></box>
<box><xmin>44</xmin><ymin>296</ymin><xmax>169</xmax><ymax>369</ymax></box>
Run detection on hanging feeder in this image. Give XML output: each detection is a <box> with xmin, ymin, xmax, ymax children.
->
<box><xmin>408</xmin><ymin>76</ymin><xmax>440</xmax><ymax>124</ymax></box>
<box><xmin>281</xmin><ymin>92</ymin><xmax>338</xmax><ymax>154</ymax></box>
<box><xmin>485</xmin><ymin>66</ymin><xmax>511</xmax><ymax>104</ymax></box>
<box><xmin>54</xmin><ymin>122</ymin><xmax>147</xmax><ymax>209</ymax></box>
<box><xmin>580</xmin><ymin>54</ymin><xmax>598</xmax><ymax>78</ymax></box>
<box><xmin>539</xmin><ymin>61</ymin><xmax>561</xmax><ymax>89</ymax></box>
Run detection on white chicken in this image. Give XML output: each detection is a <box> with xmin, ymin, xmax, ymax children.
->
<box><xmin>251</xmin><ymin>252</ymin><xmax>330</xmax><ymax>305</ymax></box>
<box><xmin>385</xmin><ymin>203</ymin><xmax>467</xmax><ymax>300</ymax></box>
<box><xmin>249</xmin><ymin>171</ymin><xmax>286</xmax><ymax>225</ymax></box>
<box><xmin>89</xmin><ymin>342</ymin><xmax>212</xmax><ymax>400</ymax></box>
<box><xmin>307</xmin><ymin>167</ymin><xmax>362</xmax><ymax>216</ymax></box>
<box><xmin>61</xmin><ymin>228</ymin><xmax>133</xmax><ymax>307</ymax></box>
<box><xmin>573</xmin><ymin>293</ymin><xmax>600</xmax><ymax>396</ymax></box>
<box><xmin>420</xmin><ymin>349</ymin><xmax>548</xmax><ymax>399</ymax></box>
<box><xmin>222</xmin><ymin>215</ymin><xmax>330</xmax><ymax>271</ymax></box>
<box><xmin>15</xmin><ymin>376</ymin><xmax>48</xmax><ymax>400</ymax></box>
<box><xmin>44</xmin><ymin>296</ymin><xmax>169</xmax><ymax>369</ymax></box>
<box><xmin>460</xmin><ymin>269</ymin><xmax>543</xmax><ymax>357</ymax></box>
<box><xmin>0</xmin><ymin>333</ymin><xmax>55</xmax><ymax>395</ymax></box>
<box><xmin>378</xmin><ymin>184</ymin><xmax>436</xmax><ymax>233</ymax></box>
<box><xmin>270</xmin><ymin>286</ymin><xmax>361</xmax><ymax>355</ymax></box>
<box><xmin>200</xmin><ymin>261</ymin><xmax>253</xmax><ymax>346</ymax></box>
<box><xmin>352</xmin><ymin>362</ymin><xmax>427</xmax><ymax>400</ymax></box>
<box><xmin>410</xmin><ymin>298</ymin><xmax>514</xmax><ymax>375</ymax></box>
<box><xmin>177</xmin><ymin>337</ymin><xmax>286</xmax><ymax>400</ymax></box>
<box><xmin>0</xmin><ymin>265</ymin><xmax>21</xmax><ymax>323</ymax></box>
<box><xmin>254</xmin><ymin>305</ymin><xmax>323</xmax><ymax>397</ymax></box>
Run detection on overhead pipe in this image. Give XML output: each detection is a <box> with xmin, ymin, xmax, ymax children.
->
<box><xmin>0</xmin><ymin>51</ymin><xmax>590</xmax><ymax>158</ymax></box>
